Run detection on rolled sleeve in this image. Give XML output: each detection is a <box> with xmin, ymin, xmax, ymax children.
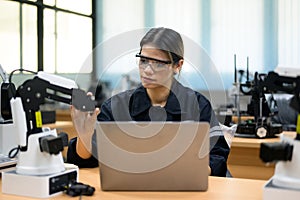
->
<box><xmin>66</xmin><ymin>137</ymin><xmax>99</xmax><ymax>168</ymax></box>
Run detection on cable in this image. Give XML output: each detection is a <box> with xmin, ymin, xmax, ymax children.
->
<box><xmin>8</xmin><ymin>146</ymin><xmax>20</xmax><ymax>158</ymax></box>
<box><xmin>8</xmin><ymin>68</ymin><xmax>37</xmax><ymax>84</ymax></box>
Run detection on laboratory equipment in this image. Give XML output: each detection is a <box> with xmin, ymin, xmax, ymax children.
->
<box><xmin>1</xmin><ymin>69</ymin><xmax>96</xmax><ymax>198</ymax></box>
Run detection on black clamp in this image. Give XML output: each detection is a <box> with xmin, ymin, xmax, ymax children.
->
<box><xmin>65</xmin><ymin>182</ymin><xmax>95</xmax><ymax>197</ymax></box>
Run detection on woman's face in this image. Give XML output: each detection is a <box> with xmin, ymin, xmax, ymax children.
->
<box><xmin>138</xmin><ymin>46</ymin><xmax>177</xmax><ymax>89</ymax></box>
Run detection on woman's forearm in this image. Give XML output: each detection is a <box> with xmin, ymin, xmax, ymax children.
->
<box><xmin>76</xmin><ymin>137</ymin><xmax>92</xmax><ymax>159</ymax></box>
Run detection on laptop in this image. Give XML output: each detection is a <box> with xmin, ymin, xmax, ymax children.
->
<box><xmin>0</xmin><ymin>155</ymin><xmax>17</xmax><ymax>172</ymax></box>
<box><xmin>96</xmin><ymin>121</ymin><xmax>210</xmax><ymax>191</ymax></box>
<box><xmin>0</xmin><ymin>122</ymin><xmax>18</xmax><ymax>172</ymax></box>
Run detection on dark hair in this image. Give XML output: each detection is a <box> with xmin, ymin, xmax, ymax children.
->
<box><xmin>139</xmin><ymin>27</ymin><xmax>184</xmax><ymax>63</ymax></box>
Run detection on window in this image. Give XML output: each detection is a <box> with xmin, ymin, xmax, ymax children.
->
<box><xmin>99</xmin><ymin>0</ymin><xmax>144</xmax><ymax>90</ymax></box>
<box><xmin>278</xmin><ymin>0</ymin><xmax>300</xmax><ymax>68</ymax></box>
<box><xmin>154</xmin><ymin>0</ymin><xmax>201</xmax><ymax>44</ymax></box>
<box><xmin>56</xmin><ymin>0</ymin><xmax>92</xmax><ymax>15</ymax></box>
<box><xmin>210</xmin><ymin>0</ymin><xmax>264</xmax><ymax>75</ymax></box>
<box><xmin>102</xmin><ymin>0</ymin><xmax>144</xmax><ymax>40</ymax></box>
<box><xmin>52</xmin><ymin>11</ymin><xmax>92</xmax><ymax>73</ymax></box>
<box><xmin>153</xmin><ymin>0</ymin><xmax>210</xmax><ymax>91</ymax></box>
<box><xmin>0</xmin><ymin>1</ymin><xmax>20</xmax><ymax>72</ymax></box>
<box><xmin>0</xmin><ymin>0</ymin><xmax>93</xmax><ymax>74</ymax></box>
<box><xmin>22</xmin><ymin>4</ymin><xmax>37</xmax><ymax>72</ymax></box>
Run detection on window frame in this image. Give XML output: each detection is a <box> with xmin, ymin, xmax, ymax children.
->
<box><xmin>2</xmin><ymin>0</ymin><xmax>95</xmax><ymax>74</ymax></box>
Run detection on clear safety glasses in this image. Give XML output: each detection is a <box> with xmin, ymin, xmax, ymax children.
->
<box><xmin>135</xmin><ymin>53</ymin><xmax>172</xmax><ymax>72</ymax></box>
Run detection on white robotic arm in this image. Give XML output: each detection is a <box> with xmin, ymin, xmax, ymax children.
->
<box><xmin>5</xmin><ymin>71</ymin><xmax>96</xmax><ymax>175</ymax></box>
<box><xmin>37</xmin><ymin>71</ymin><xmax>78</xmax><ymax>89</ymax></box>
<box><xmin>0</xmin><ymin>68</ymin><xmax>96</xmax><ymax>198</ymax></box>
<box><xmin>8</xmin><ymin>71</ymin><xmax>78</xmax><ymax>148</ymax></box>
<box><xmin>259</xmin><ymin>72</ymin><xmax>300</xmax><ymax>199</ymax></box>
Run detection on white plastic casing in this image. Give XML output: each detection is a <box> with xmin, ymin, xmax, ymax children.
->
<box><xmin>10</xmin><ymin>97</ymin><xmax>27</xmax><ymax>147</ymax></box>
<box><xmin>37</xmin><ymin>71</ymin><xmax>78</xmax><ymax>89</ymax></box>
<box><xmin>16</xmin><ymin>129</ymin><xmax>65</xmax><ymax>175</ymax></box>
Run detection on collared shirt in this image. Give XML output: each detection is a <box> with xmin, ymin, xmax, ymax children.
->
<box><xmin>67</xmin><ymin>79</ymin><xmax>230</xmax><ymax>176</ymax></box>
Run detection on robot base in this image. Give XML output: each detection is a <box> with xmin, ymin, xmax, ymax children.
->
<box><xmin>2</xmin><ymin>164</ymin><xmax>78</xmax><ymax>198</ymax></box>
<box><xmin>263</xmin><ymin>178</ymin><xmax>300</xmax><ymax>200</ymax></box>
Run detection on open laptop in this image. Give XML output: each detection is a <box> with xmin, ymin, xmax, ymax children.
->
<box><xmin>0</xmin><ymin>155</ymin><xmax>17</xmax><ymax>172</ymax></box>
<box><xmin>0</xmin><ymin>122</ymin><xmax>18</xmax><ymax>172</ymax></box>
<box><xmin>96</xmin><ymin>121</ymin><xmax>210</xmax><ymax>191</ymax></box>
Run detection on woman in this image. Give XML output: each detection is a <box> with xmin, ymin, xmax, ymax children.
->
<box><xmin>67</xmin><ymin>27</ymin><xmax>230</xmax><ymax>177</ymax></box>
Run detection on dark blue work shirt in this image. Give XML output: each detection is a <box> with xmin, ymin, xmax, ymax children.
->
<box><xmin>67</xmin><ymin>79</ymin><xmax>230</xmax><ymax>177</ymax></box>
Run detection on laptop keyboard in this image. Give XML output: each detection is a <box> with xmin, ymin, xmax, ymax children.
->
<box><xmin>0</xmin><ymin>155</ymin><xmax>17</xmax><ymax>169</ymax></box>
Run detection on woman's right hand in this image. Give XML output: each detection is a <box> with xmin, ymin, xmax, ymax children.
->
<box><xmin>70</xmin><ymin>104</ymin><xmax>100</xmax><ymax>159</ymax></box>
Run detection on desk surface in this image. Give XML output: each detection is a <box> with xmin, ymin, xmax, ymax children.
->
<box><xmin>0</xmin><ymin>168</ymin><xmax>266</xmax><ymax>200</ymax></box>
<box><xmin>228</xmin><ymin>131</ymin><xmax>296</xmax><ymax>180</ymax></box>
